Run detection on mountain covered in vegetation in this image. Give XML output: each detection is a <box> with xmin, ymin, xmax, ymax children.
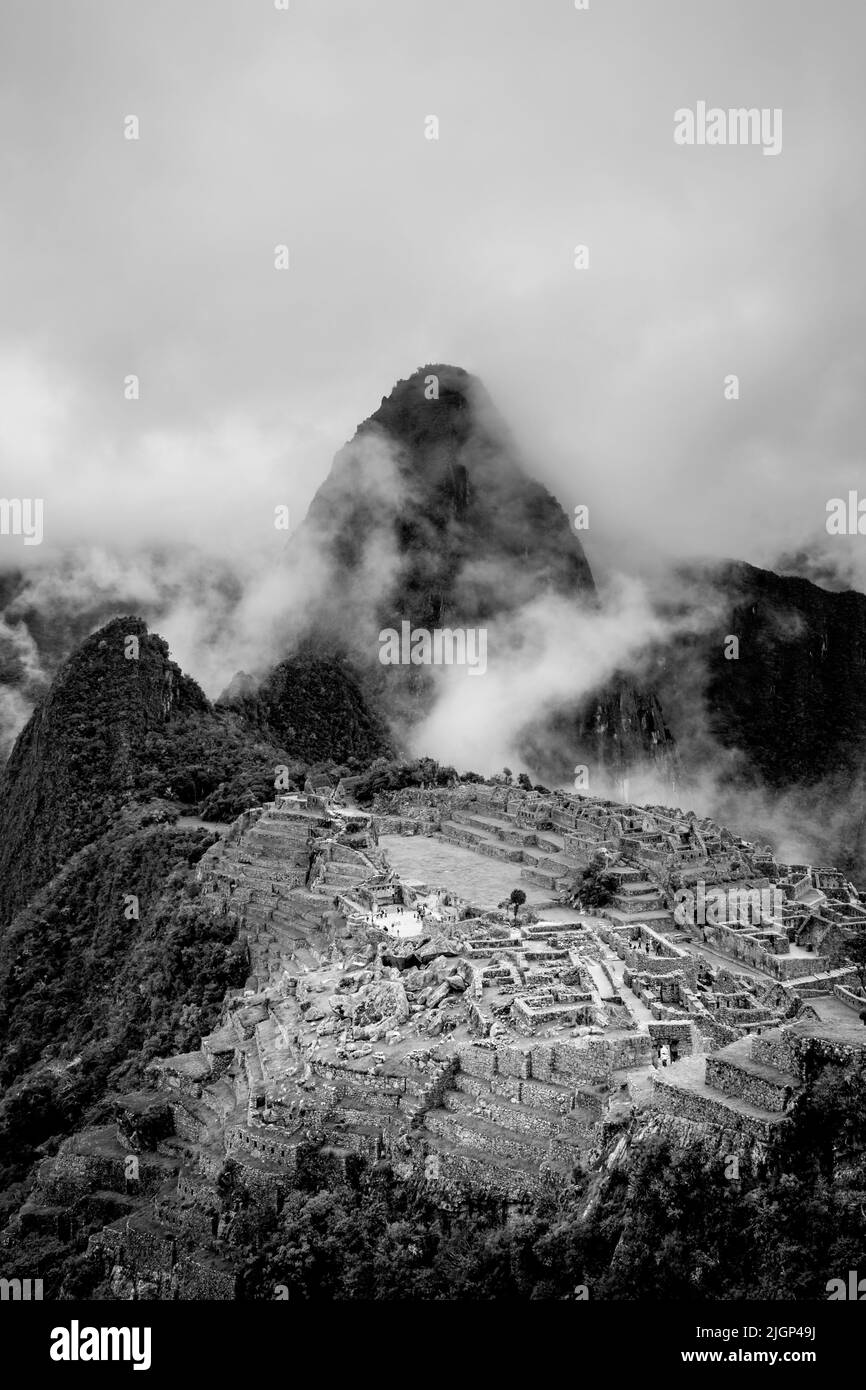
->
<box><xmin>0</xmin><ymin>614</ymin><xmax>395</xmax><ymax>1243</ymax></box>
<box><xmin>0</xmin><ymin>618</ymin><xmax>287</xmax><ymax>926</ymax></box>
<box><xmin>217</xmin><ymin>646</ymin><xmax>394</xmax><ymax>767</ymax></box>
<box><xmin>0</xmin><ymin>820</ymin><xmax>245</xmax><ymax>1201</ymax></box>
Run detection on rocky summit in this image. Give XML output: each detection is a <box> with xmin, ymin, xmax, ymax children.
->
<box><xmin>304</xmin><ymin>364</ymin><xmax>597</xmax><ymax>628</ymax></box>
<box><xmin>297</xmin><ymin>365</ymin><xmax>677</xmax><ymax>785</ymax></box>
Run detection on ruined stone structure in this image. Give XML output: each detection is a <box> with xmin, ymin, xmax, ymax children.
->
<box><xmin>15</xmin><ymin>780</ymin><xmax>866</xmax><ymax>1296</ymax></box>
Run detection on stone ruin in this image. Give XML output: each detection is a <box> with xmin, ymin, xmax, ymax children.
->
<box><xmin>13</xmin><ymin>780</ymin><xmax>866</xmax><ymax>1295</ymax></box>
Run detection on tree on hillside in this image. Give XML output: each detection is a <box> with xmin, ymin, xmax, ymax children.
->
<box><xmin>574</xmin><ymin>865</ymin><xmax>617</xmax><ymax>911</ymax></box>
<box><xmin>510</xmin><ymin>888</ymin><xmax>527</xmax><ymax>921</ymax></box>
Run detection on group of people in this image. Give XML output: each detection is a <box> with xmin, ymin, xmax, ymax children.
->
<box><xmin>370</xmin><ymin>901</ymin><xmax>428</xmax><ymax>924</ymax></box>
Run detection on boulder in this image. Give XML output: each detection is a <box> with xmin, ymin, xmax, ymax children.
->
<box><xmin>415</xmin><ymin>935</ymin><xmax>460</xmax><ymax>964</ymax></box>
<box><xmin>341</xmin><ymin>969</ymin><xmax>374</xmax><ymax>992</ymax></box>
<box><xmin>381</xmin><ymin>941</ymin><xmax>420</xmax><ymax>970</ymax></box>
<box><xmin>351</xmin><ymin>979</ymin><xmax>411</xmax><ymax>1025</ymax></box>
<box><xmin>428</xmin><ymin>957</ymin><xmax>456</xmax><ymax>982</ymax></box>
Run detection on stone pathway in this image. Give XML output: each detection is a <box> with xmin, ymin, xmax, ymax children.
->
<box><xmin>597</xmin><ymin>946</ymin><xmax>655</xmax><ymax>1026</ymax></box>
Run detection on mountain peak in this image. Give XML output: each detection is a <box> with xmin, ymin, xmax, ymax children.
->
<box><xmin>49</xmin><ymin>616</ymin><xmax>208</xmax><ymax>723</ymax></box>
<box><xmin>0</xmin><ymin>616</ymin><xmax>208</xmax><ymax>924</ymax></box>
<box><xmin>304</xmin><ymin>365</ymin><xmax>595</xmax><ymax>637</ymax></box>
<box><xmin>357</xmin><ymin>364</ymin><xmax>509</xmax><ymax>470</ymax></box>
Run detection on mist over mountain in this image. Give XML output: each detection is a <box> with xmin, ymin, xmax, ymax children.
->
<box><xmin>292</xmin><ymin>364</ymin><xmax>677</xmax><ymax>787</ymax></box>
<box><xmin>303</xmin><ymin>364</ymin><xmax>596</xmax><ymax>630</ymax></box>
<box><xmin>2</xmin><ymin>380</ymin><xmax>866</xmax><ymax>1305</ymax></box>
<box><xmin>0</xmin><ymin>552</ymin><xmax>250</xmax><ymax>761</ymax></box>
<box><xmin>2</xmin><ymin>366</ymin><xmax>866</xmax><ymax>874</ymax></box>
<box><xmin>636</xmin><ymin>560</ymin><xmax>866</xmax><ymax>879</ymax></box>
<box><xmin>689</xmin><ymin>560</ymin><xmax>866</xmax><ymax>792</ymax></box>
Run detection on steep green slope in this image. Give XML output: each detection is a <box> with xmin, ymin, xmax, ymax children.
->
<box><xmin>0</xmin><ymin>820</ymin><xmax>247</xmax><ymax>1192</ymax></box>
<box><xmin>0</xmin><ymin>616</ymin><xmax>300</xmax><ymax>926</ymax></box>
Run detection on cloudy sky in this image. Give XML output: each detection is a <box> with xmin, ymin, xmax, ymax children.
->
<box><xmin>1</xmin><ymin>0</ymin><xmax>864</xmax><ymax>607</ymax></box>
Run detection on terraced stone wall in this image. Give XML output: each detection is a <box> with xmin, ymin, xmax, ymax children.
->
<box><xmin>705</xmin><ymin>1057</ymin><xmax>795</xmax><ymax>1113</ymax></box>
<box><xmin>651</xmin><ymin>1073</ymin><xmax>779</xmax><ymax>1141</ymax></box>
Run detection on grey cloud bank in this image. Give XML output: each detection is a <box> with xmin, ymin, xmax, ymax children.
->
<box><xmin>0</xmin><ymin>0</ymin><xmax>863</xmax><ymax>588</ymax></box>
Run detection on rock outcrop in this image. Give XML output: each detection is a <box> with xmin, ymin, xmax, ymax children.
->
<box><xmin>296</xmin><ymin>363</ymin><xmax>677</xmax><ymax>783</ymax></box>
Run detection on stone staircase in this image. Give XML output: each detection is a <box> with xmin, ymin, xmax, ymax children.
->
<box><xmin>600</xmin><ymin>864</ymin><xmax>675</xmax><ymax>932</ymax></box>
<box><xmin>196</xmin><ymin>802</ymin><xmax>372</xmax><ymax>980</ymax></box>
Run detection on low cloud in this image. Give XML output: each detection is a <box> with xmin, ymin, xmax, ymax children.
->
<box><xmin>408</xmin><ymin>576</ymin><xmax>689</xmax><ymax>775</ymax></box>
